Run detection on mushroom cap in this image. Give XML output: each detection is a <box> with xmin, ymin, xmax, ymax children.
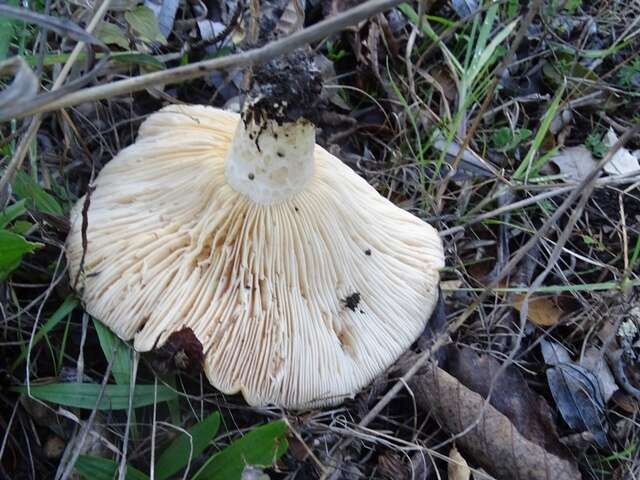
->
<box><xmin>66</xmin><ymin>105</ymin><xmax>444</xmax><ymax>408</ymax></box>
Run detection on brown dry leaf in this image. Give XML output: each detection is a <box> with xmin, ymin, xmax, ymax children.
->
<box><xmin>550</xmin><ymin>146</ymin><xmax>598</xmax><ymax>182</ymax></box>
<box><xmin>410</xmin><ymin>347</ymin><xmax>582</xmax><ymax>480</ymax></box>
<box><xmin>441</xmin><ymin>346</ymin><xmax>568</xmax><ymax>458</ymax></box>
<box><xmin>512</xmin><ymin>293</ymin><xmax>564</xmax><ymax>326</ymax></box>
<box><xmin>448</xmin><ymin>446</ymin><xmax>471</xmax><ymax>480</ymax></box>
<box><xmin>412</xmin><ymin>363</ymin><xmax>582</xmax><ymax>480</ymax></box>
<box><xmin>274</xmin><ymin>0</ymin><xmax>305</xmax><ymax>38</ymax></box>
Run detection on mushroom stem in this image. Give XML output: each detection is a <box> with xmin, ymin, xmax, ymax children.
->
<box><xmin>224</xmin><ymin>111</ymin><xmax>316</xmax><ymax>205</ymax></box>
<box><xmin>224</xmin><ymin>50</ymin><xmax>322</xmax><ymax>205</ymax></box>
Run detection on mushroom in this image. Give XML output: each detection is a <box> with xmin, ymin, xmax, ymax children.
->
<box><xmin>66</xmin><ymin>53</ymin><xmax>444</xmax><ymax>408</ymax></box>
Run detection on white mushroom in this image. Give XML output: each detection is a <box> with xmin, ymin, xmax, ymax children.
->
<box><xmin>66</xmin><ymin>58</ymin><xmax>444</xmax><ymax>408</ymax></box>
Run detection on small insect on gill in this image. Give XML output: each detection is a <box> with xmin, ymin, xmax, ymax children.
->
<box><xmin>342</xmin><ymin>292</ymin><xmax>361</xmax><ymax>311</ymax></box>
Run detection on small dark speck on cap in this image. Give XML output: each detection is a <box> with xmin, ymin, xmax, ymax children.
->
<box><xmin>294</xmin><ymin>207</ymin><xmax>299</xmax><ymax>212</ymax></box>
<box><xmin>364</xmin><ymin>249</ymin><xmax>372</xmax><ymax>256</ymax></box>
<box><xmin>248</xmin><ymin>173</ymin><xmax>255</xmax><ymax>180</ymax></box>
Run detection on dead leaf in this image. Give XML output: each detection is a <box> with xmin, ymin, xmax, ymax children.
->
<box><xmin>151</xmin><ymin>327</ymin><xmax>204</xmax><ymax>374</ymax></box>
<box><xmin>144</xmin><ymin>0</ymin><xmax>179</xmax><ymax>38</ymax></box>
<box><xmin>550</xmin><ymin>146</ymin><xmax>598</xmax><ymax>181</ymax></box>
<box><xmin>96</xmin><ymin>22</ymin><xmax>130</xmax><ymax>49</ymax></box>
<box><xmin>410</xmin><ymin>358</ymin><xmax>582</xmax><ymax>480</ymax></box>
<box><xmin>581</xmin><ymin>347</ymin><xmax>618</xmax><ymax>403</ymax></box>
<box><xmin>603</xmin><ymin>128</ymin><xmax>640</xmax><ymax>175</ymax></box>
<box><xmin>512</xmin><ymin>293</ymin><xmax>564</xmax><ymax>326</ymax></box>
<box><xmin>274</xmin><ymin>0</ymin><xmax>305</xmax><ymax>38</ymax></box>
<box><xmin>451</xmin><ymin>0</ymin><xmax>479</xmax><ymax>17</ymax></box>
<box><xmin>448</xmin><ymin>447</ymin><xmax>471</xmax><ymax>480</ymax></box>
<box><xmin>322</xmin><ymin>0</ymin><xmax>367</xmax><ymax>18</ymax></box>
<box><xmin>0</xmin><ymin>57</ymin><xmax>38</xmax><ymax>115</ymax></box>
<box><xmin>432</xmin><ymin>132</ymin><xmax>499</xmax><ymax>179</ymax></box>
<box><xmin>377</xmin><ymin>451</ymin><xmax>408</xmax><ymax>480</ymax></box>
<box><xmin>440</xmin><ymin>346</ymin><xmax>569</xmax><ymax>460</ymax></box>
<box><xmin>541</xmin><ymin>340</ymin><xmax>608</xmax><ymax>448</ymax></box>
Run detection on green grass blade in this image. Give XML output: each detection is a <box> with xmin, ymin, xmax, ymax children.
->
<box><xmin>465</xmin><ymin>18</ymin><xmax>518</xmax><ymax>87</ymax></box>
<box><xmin>93</xmin><ymin>318</ymin><xmax>139</xmax><ymax>438</ymax></box>
<box><xmin>93</xmin><ymin>319</ymin><xmax>132</xmax><ymax>385</ymax></box>
<box><xmin>399</xmin><ymin>4</ymin><xmax>463</xmax><ymax>75</ymax></box>
<box><xmin>514</xmin><ymin>84</ymin><xmax>565</xmax><ymax>180</ymax></box>
<box><xmin>474</xmin><ymin>4</ymin><xmax>498</xmax><ymax>58</ymax></box>
<box><xmin>155</xmin><ymin>411</ymin><xmax>221</xmax><ymax>480</ymax></box>
<box><xmin>192</xmin><ymin>420</ymin><xmax>289</xmax><ymax>480</ymax></box>
<box><xmin>12</xmin><ymin>383</ymin><xmax>178</xmax><ymax>410</ymax></box>
<box><xmin>11</xmin><ymin>295</ymin><xmax>78</xmax><ymax>371</ymax></box>
<box><xmin>74</xmin><ymin>455</ymin><xmax>149</xmax><ymax>480</ymax></box>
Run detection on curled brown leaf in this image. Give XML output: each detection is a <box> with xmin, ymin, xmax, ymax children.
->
<box><xmin>411</xmin><ymin>361</ymin><xmax>582</xmax><ymax>480</ymax></box>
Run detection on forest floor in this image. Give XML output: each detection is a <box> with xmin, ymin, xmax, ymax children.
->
<box><xmin>1</xmin><ymin>0</ymin><xmax>640</xmax><ymax>479</ymax></box>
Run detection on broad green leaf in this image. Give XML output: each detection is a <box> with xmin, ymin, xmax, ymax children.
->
<box><xmin>93</xmin><ymin>319</ymin><xmax>139</xmax><ymax>439</ymax></box>
<box><xmin>12</xmin><ymin>383</ymin><xmax>177</xmax><ymax>410</ymax></box>
<box><xmin>125</xmin><ymin>6</ymin><xmax>167</xmax><ymax>45</ymax></box>
<box><xmin>96</xmin><ymin>22</ymin><xmax>130</xmax><ymax>49</ymax></box>
<box><xmin>11</xmin><ymin>296</ymin><xmax>78</xmax><ymax>371</ymax></box>
<box><xmin>0</xmin><ymin>230</ymin><xmax>42</xmax><ymax>280</ymax></box>
<box><xmin>12</xmin><ymin>171</ymin><xmax>63</xmax><ymax>215</ymax></box>
<box><xmin>0</xmin><ymin>199</ymin><xmax>26</xmax><ymax>228</ymax></box>
<box><xmin>74</xmin><ymin>455</ymin><xmax>149</xmax><ymax>480</ymax></box>
<box><xmin>193</xmin><ymin>420</ymin><xmax>289</xmax><ymax>480</ymax></box>
<box><xmin>156</xmin><ymin>411</ymin><xmax>221</xmax><ymax>480</ymax></box>
<box><xmin>9</xmin><ymin>220</ymin><xmax>33</xmax><ymax>235</ymax></box>
<box><xmin>94</xmin><ymin>319</ymin><xmax>132</xmax><ymax>385</ymax></box>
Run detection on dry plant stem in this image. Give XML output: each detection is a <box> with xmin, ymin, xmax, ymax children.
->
<box><xmin>0</xmin><ymin>0</ymin><xmax>113</xmax><ymax>193</ymax></box>
<box><xmin>439</xmin><ymin>186</ymin><xmax>575</xmax><ymax>237</ymax></box>
<box><xmin>118</xmin><ymin>352</ymin><xmax>139</xmax><ymax>480</ymax></box>
<box><xmin>4</xmin><ymin>0</ymin><xmax>406</xmax><ymax>122</ymax></box>
<box><xmin>57</xmin><ymin>357</ymin><xmax>114</xmax><ymax>480</ymax></box>
<box><xmin>434</xmin><ymin>0</ymin><xmax>544</xmax><ymax>213</ymax></box>
<box><xmin>323</xmin><ymin>334</ymin><xmax>451</xmax><ymax>479</ymax></box>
